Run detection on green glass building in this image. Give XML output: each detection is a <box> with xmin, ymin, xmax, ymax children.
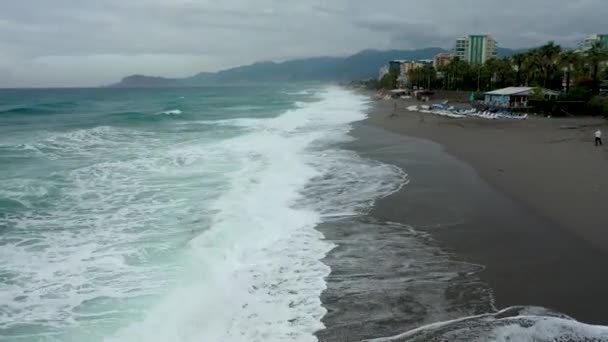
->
<box><xmin>453</xmin><ymin>35</ymin><xmax>497</xmax><ymax>64</ymax></box>
<box><xmin>599</xmin><ymin>34</ymin><xmax>608</xmax><ymax>48</ymax></box>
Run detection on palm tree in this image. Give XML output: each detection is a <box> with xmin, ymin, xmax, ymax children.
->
<box><xmin>443</xmin><ymin>57</ymin><xmax>469</xmax><ymax>90</ymax></box>
<box><xmin>512</xmin><ymin>53</ymin><xmax>526</xmax><ymax>86</ymax></box>
<box><xmin>585</xmin><ymin>41</ymin><xmax>608</xmax><ymax>94</ymax></box>
<box><xmin>450</xmin><ymin>59</ymin><xmax>471</xmax><ymax>89</ymax></box>
<box><xmin>522</xmin><ymin>49</ymin><xmax>542</xmax><ymax>86</ymax></box>
<box><xmin>438</xmin><ymin>63</ymin><xmax>451</xmax><ymax>89</ymax></box>
<box><xmin>471</xmin><ymin>63</ymin><xmax>483</xmax><ymax>91</ymax></box>
<box><xmin>407</xmin><ymin>68</ymin><xmax>418</xmax><ymax>88</ymax></box>
<box><xmin>408</xmin><ymin>66</ymin><xmax>435</xmax><ymax>89</ymax></box>
<box><xmin>560</xmin><ymin>50</ymin><xmax>578</xmax><ymax>94</ymax></box>
<box><xmin>484</xmin><ymin>58</ymin><xmax>500</xmax><ymax>89</ymax></box>
<box><xmin>537</xmin><ymin>42</ymin><xmax>562</xmax><ymax>88</ymax></box>
<box><xmin>495</xmin><ymin>57</ymin><xmax>515</xmax><ymax>88</ymax></box>
<box><xmin>573</xmin><ymin>55</ymin><xmax>592</xmax><ymax>81</ymax></box>
<box><xmin>421</xmin><ymin>64</ymin><xmax>436</xmax><ymax>89</ymax></box>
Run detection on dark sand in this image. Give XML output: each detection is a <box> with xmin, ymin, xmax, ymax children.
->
<box><xmin>366</xmin><ymin>99</ymin><xmax>608</xmax><ymax>322</ymax></box>
<box><xmin>317</xmin><ymin>124</ymin><xmax>495</xmax><ymax>341</ymax></box>
<box><xmin>317</xmin><ymin>97</ymin><xmax>608</xmax><ymax>341</ymax></box>
<box><xmin>371</xmin><ymin>99</ymin><xmax>608</xmax><ymax>252</ymax></box>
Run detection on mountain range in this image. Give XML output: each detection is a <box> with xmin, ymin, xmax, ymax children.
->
<box><xmin>111</xmin><ymin>47</ymin><xmax>517</xmax><ymax>87</ymax></box>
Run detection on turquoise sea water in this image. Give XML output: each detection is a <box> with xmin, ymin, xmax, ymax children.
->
<box><xmin>0</xmin><ymin>86</ymin><xmax>405</xmax><ymax>341</ymax></box>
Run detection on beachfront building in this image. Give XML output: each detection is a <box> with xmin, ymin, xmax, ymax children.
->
<box><xmin>417</xmin><ymin>59</ymin><xmax>434</xmax><ymax>66</ymax></box>
<box><xmin>454</xmin><ymin>37</ymin><xmax>468</xmax><ymax>61</ymax></box>
<box><xmin>387</xmin><ymin>60</ymin><xmax>434</xmax><ymax>87</ymax></box>
<box><xmin>579</xmin><ymin>34</ymin><xmax>608</xmax><ymax>51</ymax></box>
<box><xmin>403</xmin><ymin>60</ymin><xmax>432</xmax><ymax>87</ymax></box>
<box><xmin>433</xmin><ymin>53</ymin><xmax>452</xmax><ymax>69</ymax></box>
<box><xmin>386</xmin><ymin>60</ymin><xmax>408</xmax><ymax>86</ymax></box>
<box><xmin>388</xmin><ymin>60</ymin><xmax>407</xmax><ymax>75</ymax></box>
<box><xmin>484</xmin><ymin>87</ymin><xmax>560</xmax><ymax>108</ymax></box>
<box><xmin>378</xmin><ymin>65</ymin><xmax>389</xmax><ymax>80</ymax></box>
<box><xmin>388</xmin><ymin>60</ymin><xmax>433</xmax><ymax>74</ymax></box>
<box><xmin>453</xmin><ymin>35</ymin><xmax>497</xmax><ymax>64</ymax></box>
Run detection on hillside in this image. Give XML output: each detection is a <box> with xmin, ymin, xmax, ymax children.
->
<box><xmin>111</xmin><ymin>47</ymin><xmax>516</xmax><ymax>87</ymax></box>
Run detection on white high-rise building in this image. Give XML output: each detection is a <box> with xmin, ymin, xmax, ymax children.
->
<box><xmin>579</xmin><ymin>34</ymin><xmax>608</xmax><ymax>52</ymax></box>
<box><xmin>454</xmin><ymin>38</ymin><xmax>468</xmax><ymax>61</ymax></box>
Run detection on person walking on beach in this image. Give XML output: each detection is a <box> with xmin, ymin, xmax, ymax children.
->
<box><xmin>389</xmin><ymin>102</ymin><xmax>398</xmax><ymax>118</ymax></box>
<box><xmin>595</xmin><ymin>129</ymin><xmax>603</xmax><ymax>146</ymax></box>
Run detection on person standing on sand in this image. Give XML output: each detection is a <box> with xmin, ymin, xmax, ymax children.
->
<box><xmin>389</xmin><ymin>102</ymin><xmax>398</xmax><ymax>118</ymax></box>
<box><xmin>595</xmin><ymin>129</ymin><xmax>603</xmax><ymax>146</ymax></box>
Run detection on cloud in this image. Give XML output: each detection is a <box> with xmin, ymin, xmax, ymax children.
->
<box><xmin>0</xmin><ymin>0</ymin><xmax>607</xmax><ymax>87</ymax></box>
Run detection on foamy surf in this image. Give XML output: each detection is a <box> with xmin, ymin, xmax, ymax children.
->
<box><xmin>105</xmin><ymin>87</ymin><xmax>406</xmax><ymax>342</ymax></box>
<box><xmin>0</xmin><ymin>86</ymin><xmax>408</xmax><ymax>341</ymax></box>
<box><xmin>157</xmin><ymin>109</ymin><xmax>182</xmax><ymax>115</ymax></box>
<box><xmin>364</xmin><ymin>306</ymin><xmax>608</xmax><ymax>342</ymax></box>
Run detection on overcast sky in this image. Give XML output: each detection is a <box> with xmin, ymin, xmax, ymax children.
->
<box><xmin>1</xmin><ymin>0</ymin><xmax>607</xmax><ymax>87</ymax></box>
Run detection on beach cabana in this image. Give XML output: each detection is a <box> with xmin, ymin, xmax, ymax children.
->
<box><xmin>484</xmin><ymin>87</ymin><xmax>560</xmax><ymax>108</ymax></box>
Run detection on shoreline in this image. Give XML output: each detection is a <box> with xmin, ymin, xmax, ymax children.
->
<box><xmin>367</xmin><ymin>97</ymin><xmax>608</xmax><ymax>252</ymax></box>
<box><xmin>363</xmin><ymin>98</ymin><xmax>608</xmax><ymax>323</ymax></box>
<box><xmin>316</xmin><ymin>123</ymin><xmax>495</xmax><ymax>341</ymax></box>
<box><xmin>317</xmin><ymin>93</ymin><xmax>608</xmax><ymax>341</ymax></box>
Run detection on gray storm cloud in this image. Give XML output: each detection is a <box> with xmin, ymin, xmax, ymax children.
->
<box><xmin>0</xmin><ymin>0</ymin><xmax>606</xmax><ymax>87</ymax></box>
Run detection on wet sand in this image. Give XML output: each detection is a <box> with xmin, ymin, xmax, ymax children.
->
<box><xmin>317</xmin><ymin>97</ymin><xmax>608</xmax><ymax>341</ymax></box>
<box><xmin>316</xmin><ymin>124</ymin><xmax>495</xmax><ymax>341</ymax></box>
<box><xmin>370</xmin><ymin>99</ymin><xmax>608</xmax><ymax>253</ymax></box>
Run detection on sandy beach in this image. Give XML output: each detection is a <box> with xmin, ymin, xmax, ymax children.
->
<box><xmin>364</xmin><ymin>98</ymin><xmax>608</xmax><ymax>322</ymax></box>
<box><xmin>369</xmin><ymin>98</ymin><xmax>608</xmax><ymax>254</ymax></box>
<box><xmin>317</xmin><ymin>95</ymin><xmax>608</xmax><ymax>341</ymax></box>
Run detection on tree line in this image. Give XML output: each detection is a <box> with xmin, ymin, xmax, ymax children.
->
<box><xmin>379</xmin><ymin>41</ymin><xmax>608</xmax><ymax>100</ymax></box>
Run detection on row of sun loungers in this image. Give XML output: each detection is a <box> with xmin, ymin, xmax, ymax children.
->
<box><xmin>406</xmin><ymin>104</ymin><xmax>528</xmax><ymax>120</ymax></box>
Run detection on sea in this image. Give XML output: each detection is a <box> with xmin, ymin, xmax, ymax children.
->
<box><xmin>3</xmin><ymin>85</ymin><xmax>608</xmax><ymax>342</ymax></box>
<box><xmin>0</xmin><ymin>86</ymin><xmax>407</xmax><ymax>342</ymax></box>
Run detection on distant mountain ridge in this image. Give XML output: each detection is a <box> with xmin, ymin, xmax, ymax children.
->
<box><xmin>111</xmin><ymin>47</ymin><xmax>517</xmax><ymax>87</ymax></box>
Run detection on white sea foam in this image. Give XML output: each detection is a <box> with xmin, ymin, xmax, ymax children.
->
<box><xmin>1</xmin><ymin>86</ymin><xmax>406</xmax><ymax>341</ymax></box>
<box><xmin>0</xmin><ymin>127</ymin><xmax>224</xmax><ymax>336</ymax></box>
<box><xmin>10</xmin><ymin>126</ymin><xmax>152</xmax><ymax>160</ymax></box>
<box><xmin>158</xmin><ymin>109</ymin><xmax>182</xmax><ymax>115</ymax></box>
<box><xmin>365</xmin><ymin>306</ymin><xmax>608</xmax><ymax>342</ymax></box>
<box><xmin>224</xmin><ymin>105</ymin><xmax>264</xmax><ymax>112</ymax></box>
<box><xmin>283</xmin><ymin>90</ymin><xmax>312</xmax><ymax>96</ymax></box>
<box><xmin>295</xmin><ymin>145</ymin><xmax>408</xmax><ymax>220</ymax></box>
<box><xmin>106</xmin><ymin>86</ymin><xmax>395</xmax><ymax>342</ymax></box>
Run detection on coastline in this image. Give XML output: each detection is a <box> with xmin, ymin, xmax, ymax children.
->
<box><xmin>316</xmin><ymin>123</ymin><xmax>495</xmax><ymax>341</ymax></box>
<box><xmin>317</xmin><ymin>93</ymin><xmax>608</xmax><ymax>341</ymax></box>
<box><xmin>368</xmin><ymin>98</ymin><xmax>608</xmax><ymax>253</ymax></box>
